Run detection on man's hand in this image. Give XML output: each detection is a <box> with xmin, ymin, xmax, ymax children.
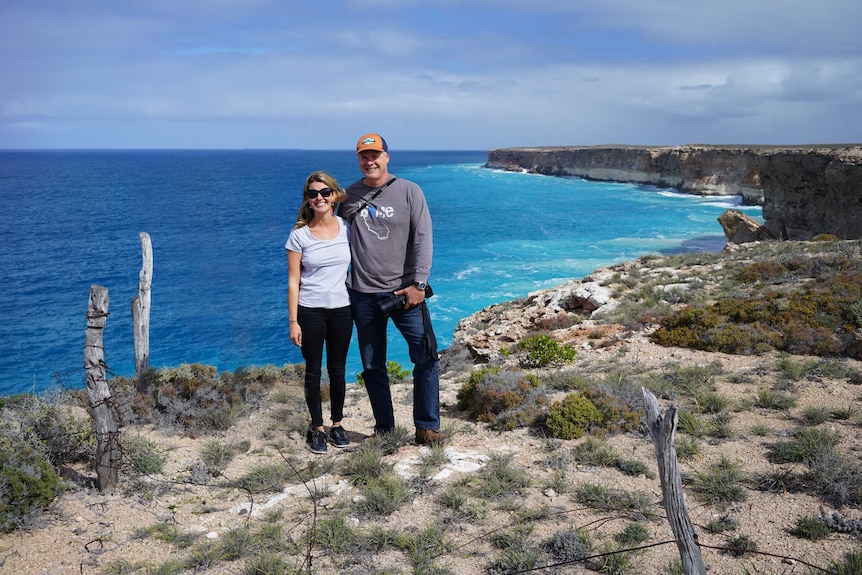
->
<box><xmin>395</xmin><ymin>284</ymin><xmax>426</xmax><ymax>308</ymax></box>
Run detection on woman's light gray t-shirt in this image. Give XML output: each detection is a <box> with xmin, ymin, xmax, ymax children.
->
<box><xmin>285</xmin><ymin>217</ymin><xmax>351</xmax><ymax>309</ymax></box>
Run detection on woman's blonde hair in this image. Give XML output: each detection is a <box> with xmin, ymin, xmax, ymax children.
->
<box><xmin>294</xmin><ymin>171</ymin><xmax>346</xmax><ymax>229</ymax></box>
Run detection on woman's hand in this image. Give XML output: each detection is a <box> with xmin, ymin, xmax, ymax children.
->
<box><xmin>290</xmin><ymin>322</ymin><xmax>302</xmax><ymax>347</ymax></box>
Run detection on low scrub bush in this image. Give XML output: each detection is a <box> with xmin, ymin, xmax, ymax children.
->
<box><xmin>124</xmin><ymin>436</ymin><xmax>164</xmax><ymax>475</ymax></box>
<box><xmin>356</xmin><ymin>360</ymin><xmax>411</xmax><ymax>386</ymax></box>
<box><xmin>487</xmin><ymin>525</ymin><xmax>542</xmax><ymax>575</ymax></box>
<box><xmin>768</xmin><ymin>427</ymin><xmax>841</xmax><ymax>464</ymax></box>
<box><xmin>456</xmin><ymin>367</ymin><xmax>548</xmax><ymax>430</ymax></box>
<box><xmin>356</xmin><ymin>475</ymin><xmax>411</xmax><ymax>516</ymax></box>
<box><xmin>651</xmin><ymin>268</ymin><xmax>862</xmax><ymax>359</ymax></box>
<box><xmin>615</xmin><ymin>522</ymin><xmax>649</xmax><ymax>546</ymax></box>
<box><xmin>573</xmin><ymin>481</ymin><xmax>654</xmax><ymax>518</ymax></box>
<box><xmin>115</xmin><ymin>363</ymin><xmax>284</xmax><ymax>434</ymax></box>
<box><xmin>546</xmin><ymin>389</ymin><xmax>641</xmax><ymax>440</ymax></box>
<box><xmin>789</xmin><ymin>515</ymin><xmax>832</xmax><ymax>541</ymax></box>
<box><xmin>231</xmin><ymin>462</ymin><xmax>293</xmax><ymax>494</ymax></box>
<box><xmin>691</xmin><ymin>456</ymin><xmax>747</xmax><ymax>507</ymax></box>
<box><xmin>470</xmin><ymin>452</ymin><xmax>531</xmax><ymax>500</ymax></box>
<box><xmin>754</xmin><ymin>387</ymin><xmax>797</xmax><ymax>411</ymax></box>
<box><xmin>544</xmin><ymin>528</ymin><xmax>590</xmax><ymax>564</ymax></box>
<box><xmin>200</xmin><ymin>440</ymin><xmax>234</xmax><ymax>477</ymax></box>
<box><xmin>724</xmin><ymin>534</ymin><xmax>758</xmax><ymax>557</ymax></box>
<box><xmin>0</xmin><ymin>393</ymin><xmax>77</xmax><ymax>533</ymax></box>
<box><xmin>0</xmin><ymin>444</ymin><xmax>65</xmax><ymax>533</ymax></box>
<box><xmin>518</xmin><ymin>334</ymin><xmax>576</xmax><ymax>368</ymax></box>
<box><xmin>546</xmin><ymin>393</ymin><xmax>603</xmax><ymax>440</ymax></box>
<box><xmin>662</xmin><ymin>362</ymin><xmax>722</xmax><ymax>398</ymax></box>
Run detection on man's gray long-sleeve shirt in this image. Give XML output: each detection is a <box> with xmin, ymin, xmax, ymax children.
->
<box><xmin>340</xmin><ymin>177</ymin><xmax>433</xmax><ymax>293</ymax></box>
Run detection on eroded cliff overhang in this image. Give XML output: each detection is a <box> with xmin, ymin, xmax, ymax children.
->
<box><xmin>485</xmin><ymin>145</ymin><xmax>862</xmax><ymax>240</ymax></box>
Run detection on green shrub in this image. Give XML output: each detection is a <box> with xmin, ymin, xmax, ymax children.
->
<box><xmin>851</xmin><ymin>302</ymin><xmax>862</xmax><ymax>329</ymax></box>
<box><xmin>573</xmin><ymin>482</ymin><xmax>654</xmax><ymax>516</ymax></box>
<box><xmin>231</xmin><ymin>462</ymin><xmax>292</xmax><ymax>494</ymax></box>
<box><xmin>754</xmin><ymin>387</ymin><xmax>797</xmax><ymax>411</ymax></box>
<box><xmin>650</xmin><ymin>269</ymin><xmax>862</xmax><ymax>359</ymax></box>
<box><xmin>801</xmin><ymin>405</ymin><xmax>831</xmax><ymax>426</ymax></box>
<box><xmin>674</xmin><ymin>434</ymin><xmax>701</xmax><ymax>459</ymax></box>
<box><xmin>546</xmin><ymin>387</ymin><xmax>641</xmax><ymax>440</ymax></box>
<box><xmin>572</xmin><ymin>437</ymin><xmax>618</xmax><ymax>467</ymax></box>
<box><xmin>470</xmin><ymin>452</ymin><xmax>531</xmax><ymax>500</ymax></box>
<box><xmin>487</xmin><ymin>525</ymin><xmax>542</xmax><ymax>575</ymax></box>
<box><xmin>342</xmin><ymin>442</ymin><xmax>394</xmax><ymax>486</ymax></box>
<box><xmin>357</xmin><ymin>475</ymin><xmax>411</xmax><ymax>516</ymax></box>
<box><xmin>125</xmin><ymin>436</ymin><xmax>164</xmax><ymax>475</ymax></box>
<box><xmin>710</xmin><ymin>411</ymin><xmax>734</xmax><ymax>439</ymax></box>
<box><xmin>789</xmin><ymin>516</ymin><xmax>831</xmax><ymax>541</ymax></box>
<box><xmin>734</xmin><ymin>260</ymin><xmax>789</xmax><ymax>284</ymax></box>
<box><xmin>615</xmin><ymin>522</ymin><xmax>649</xmax><ymax>546</ymax></box>
<box><xmin>244</xmin><ymin>553</ymin><xmax>290</xmax><ymax>575</ymax></box>
<box><xmin>313</xmin><ymin>512</ymin><xmax>360</xmax><ymax>553</ymax></box>
<box><xmin>768</xmin><ymin>427</ymin><xmax>841</xmax><ymax>464</ymax></box>
<box><xmin>695</xmin><ymin>391</ymin><xmax>731</xmax><ymax>414</ymax></box>
<box><xmin>677</xmin><ymin>410</ymin><xmax>707</xmax><ymax>438</ymax></box>
<box><xmin>617</xmin><ymin>459</ymin><xmax>654</xmax><ymax>478</ymax></box>
<box><xmin>691</xmin><ymin>456</ymin><xmax>747</xmax><ymax>507</ymax></box>
<box><xmin>518</xmin><ymin>334</ymin><xmax>577</xmax><ymax>368</ymax></box>
<box><xmin>662</xmin><ymin>362</ymin><xmax>722</xmax><ymax>398</ymax></box>
<box><xmin>357</xmin><ymin>361</ymin><xmax>411</xmax><ymax>386</ymax></box>
<box><xmin>200</xmin><ymin>440</ymin><xmax>234</xmax><ymax>476</ymax></box>
<box><xmin>546</xmin><ymin>393</ymin><xmax>603</xmax><ymax>440</ymax></box>
<box><xmin>0</xmin><ymin>445</ymin><xmax>64</xmax><ymax>533</ymax></box>
<box><xmin>706</xmin><ymin>515</ymin><xmax>738</xmax><ymax>534</ymax></box>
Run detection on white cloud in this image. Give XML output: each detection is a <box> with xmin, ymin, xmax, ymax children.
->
<box><xmin>1</xmin><ymin>1</ymin><xmax>860</xmax><ymax>148</ymax></box>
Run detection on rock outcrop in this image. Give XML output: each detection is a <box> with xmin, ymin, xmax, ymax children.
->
<box><xmin>446</xmin><ymin>267</ymin><xmax>622</xmax><ymax>365</ymax></box>
<box><xmin>718</xmin><ymin>209</ymin><xmax>779</xmax><ymax>244</ymax></box>
<box><xmin>486</xmin><ymin>145</ymin><xmax>862</xmax><ymax>240</ymax></box>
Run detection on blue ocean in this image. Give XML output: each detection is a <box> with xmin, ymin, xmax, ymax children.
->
<box><xmin>0</xmin><ymin>150</ymin><xmax>761</xmax><ymax>396</ymax></box>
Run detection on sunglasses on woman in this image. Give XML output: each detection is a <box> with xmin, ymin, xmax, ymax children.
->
<box><xmin>305</xmin><ymin>188</ymin><xmax>333</xmax><ymax>199</ymax></box>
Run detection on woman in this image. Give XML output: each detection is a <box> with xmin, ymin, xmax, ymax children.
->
<box><xmin>286</xmin><ymin>171</ymin><xmax>353</xmax><ymax>454</ymax></box>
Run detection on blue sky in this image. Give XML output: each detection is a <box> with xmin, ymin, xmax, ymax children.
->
<box><xmin>1</xmin><ymin>0</ymin><xmax>860</xmax><ymax>150</ymax></box>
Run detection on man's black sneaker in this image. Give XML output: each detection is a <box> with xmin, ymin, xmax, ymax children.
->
<box><xmin>329</xmin><ymin>426</ymin><xmax>350</xmax><ymax>448</ymax></box>
<box><xmin>309</xmin><ymin>430</ymin><xmax>328</xmax><ymax>454</ymax></box>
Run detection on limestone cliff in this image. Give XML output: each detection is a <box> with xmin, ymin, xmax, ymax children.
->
<box><xmin>485</xmin><ymin>145</ymin><xmax>862</xmax><ymax>240</ymax></box>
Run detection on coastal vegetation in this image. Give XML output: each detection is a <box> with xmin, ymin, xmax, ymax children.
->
<box><xmin>2</xmin><ymin>239</ymin><xmax>862</xmax><ymax>573</ymax></box>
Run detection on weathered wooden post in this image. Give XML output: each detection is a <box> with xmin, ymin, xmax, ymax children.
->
<box><xmin>642</xmin><ymin>387</ymin><xmax>706</xmax><ymax>575</ymax></box>
<box><xmin>132</xmin><ymin>232</ymin><xmax>152</xmax><ymax>392</ymax></box>
<box><xmin>85</xmin><ymin>285</ymin><xmax>120</xmax><ymax>493</ymax></box>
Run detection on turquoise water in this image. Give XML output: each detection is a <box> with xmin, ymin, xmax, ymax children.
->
<box><xmin>0</xmin><ymin>150</ymin><xmax>761</xmax><ymax>395</ymax></box>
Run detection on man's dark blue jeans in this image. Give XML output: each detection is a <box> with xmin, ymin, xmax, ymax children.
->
<box><xmin>349</xmin><ymin>289</ymin><xmax>440</xmax><ymax>434</ymax></box>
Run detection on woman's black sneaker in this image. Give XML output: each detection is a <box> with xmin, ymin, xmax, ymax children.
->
<box><xmin>330</xmin><ymin>426</ymin><xmax>350</xmax><ymax>448</ymax></box>
<box><xmin>309</xmin><ymin>430</ymin><xmax>328</xmax><ymax>454</ymax></box>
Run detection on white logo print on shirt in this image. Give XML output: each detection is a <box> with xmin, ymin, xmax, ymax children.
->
<box><xmin>360</xmin><ymin>204</ymin><xmax>393</xmax><ymax>240</ymax></box>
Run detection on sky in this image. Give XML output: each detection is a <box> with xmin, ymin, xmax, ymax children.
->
<box><xmin>1</xmin><ymin>0</ymin><xmax>861</xmax><ymax>150</ymax></box>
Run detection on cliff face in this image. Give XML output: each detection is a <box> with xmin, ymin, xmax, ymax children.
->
<box><xmin>758</xmin><ymin>148</ymin><xmax>862</xmax><ymax>240</ymax></box>
<box><xmin>486</xmin><ymin>145</ymin><xmax>862</xmax><ymax>240</ymax></box>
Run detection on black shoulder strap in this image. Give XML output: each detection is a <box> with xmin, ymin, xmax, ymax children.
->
<box><xmin>344</xmin><ymin>177</ymin><xmax>397</xmax><ymax>224</ymax></box>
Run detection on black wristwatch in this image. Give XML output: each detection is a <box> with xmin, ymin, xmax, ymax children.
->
<box><xmin>413</xmin><ymin>281</ymin><xmax>427</xmax><ymax>290</ymax></box>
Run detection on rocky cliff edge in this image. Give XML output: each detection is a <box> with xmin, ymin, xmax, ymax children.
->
<box><xmin>485</xmin><ymin>145</ymin><xmax>862</xmax><ymax>240</ymax></box>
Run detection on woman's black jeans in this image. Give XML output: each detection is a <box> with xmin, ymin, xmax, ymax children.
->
<box><xmin>297</xmin><ymin>305</ymin><xmax>353</xmax><ymax>428</ymax></box>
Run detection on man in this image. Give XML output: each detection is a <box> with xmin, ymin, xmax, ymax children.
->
<box><xmin>339</xmin><ymin>133</ymin><xmax>447</xmax><ymax>446</ymax></box>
